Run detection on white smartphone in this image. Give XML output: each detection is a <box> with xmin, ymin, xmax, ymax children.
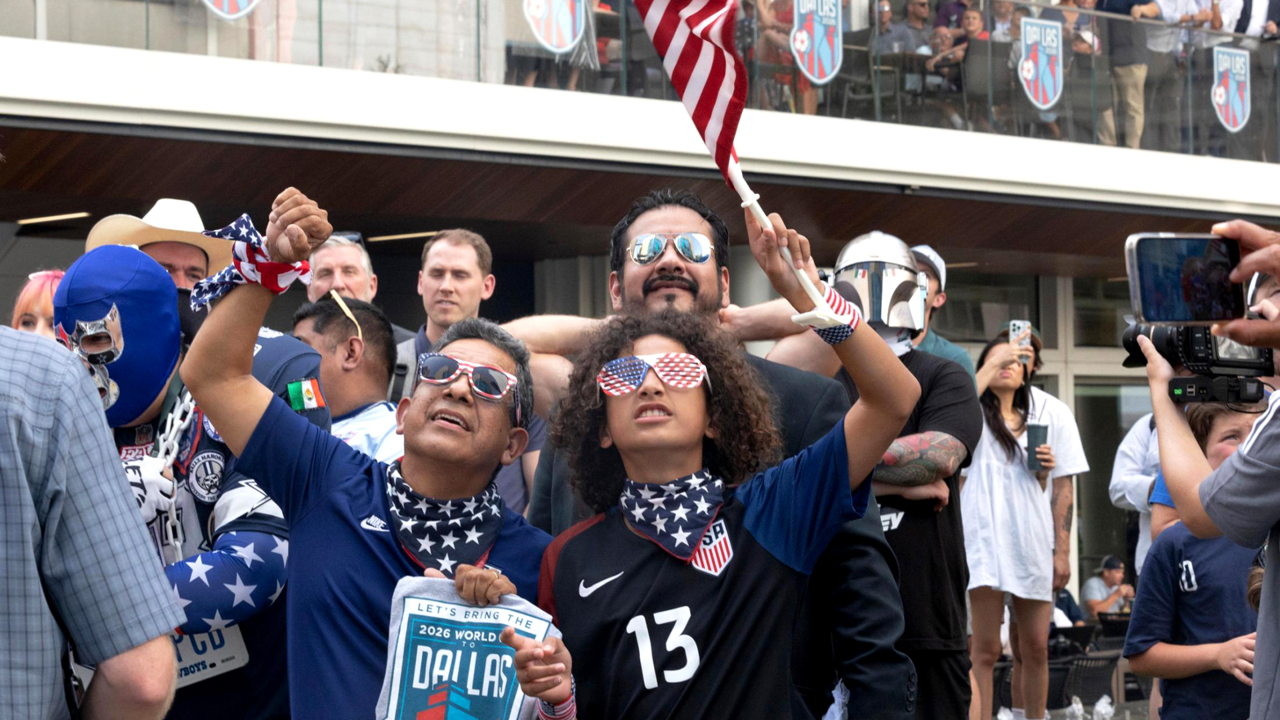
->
<box><xmin>1009</xmin><ymin>319</ymin><xmax>1031</xmax><ymax>364</ymax></box>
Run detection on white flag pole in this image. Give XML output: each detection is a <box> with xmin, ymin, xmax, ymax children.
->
<box><xmin>726</xmin><ymin>158</ymin><xmax>842</xmax><ymax>328</ymax></box>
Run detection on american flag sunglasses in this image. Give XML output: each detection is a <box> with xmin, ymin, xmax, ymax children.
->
<box><xmin>596</xmin><ymin>352</ymin><xmax>712</xmax><ymax>397</ymax></box>
<box><xmin>418</xmin><ymin>353</ymin><xmax>521</xmax><ymax>420</ymax></box>
<box><xmin>627</xmin><ymin>232</ymin><xmax>714</xmax><ymax>266</ymax></box>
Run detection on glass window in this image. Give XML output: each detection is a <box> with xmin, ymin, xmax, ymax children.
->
<box><xmin>929</xmin><ymin>271</ymin><xmax>1039</xmax><ymax>344</ymax></box>
<box><xmin>1074</xmin><ymin>277</ymin><xmax>1132</xmax><ymax>348</ymax></box>
<box><xmin>1073</xmin><ymin>381</ymin><xmax>1153</xmax><ymax>586</ymax></box>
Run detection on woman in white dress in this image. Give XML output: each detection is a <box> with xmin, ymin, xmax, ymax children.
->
<box><xmin>962</xmin><ymin>328</ymin><xmax>1089</xmax><ymax>720</ymax></box>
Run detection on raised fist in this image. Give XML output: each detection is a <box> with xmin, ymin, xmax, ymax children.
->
<box><xmin>265</xmin><ymin>187</ymin><xmax>332</xmax><ymax>264</ymax></box>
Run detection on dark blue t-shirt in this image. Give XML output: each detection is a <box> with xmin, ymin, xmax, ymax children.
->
<box><xmin>236</xmin><ymin>395</ymin><xmax>551</xmax><ymax>720</ymax></box>
<box><xmin>1123</xmin><ymin>523</ymin><xmax>1258</xmax><ymax>720</ymax></box>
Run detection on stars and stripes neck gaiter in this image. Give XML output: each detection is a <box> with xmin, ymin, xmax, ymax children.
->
<box><xmin>385</xmin><ymin>462</ymin><xmax>504</xmax><ymax>576</ymax></box>
<box><xmin>619</xmin><ymin>469</ymin><xmax>725</xmax><ymax>561</ymax></box>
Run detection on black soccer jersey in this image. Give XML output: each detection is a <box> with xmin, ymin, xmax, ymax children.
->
<box><xmin>540</xmin><ymin>423</ymin><xmax>869</xmax><ymax>719</ymax></box>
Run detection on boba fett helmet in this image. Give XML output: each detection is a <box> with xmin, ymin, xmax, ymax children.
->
<box><xmin>832</xmin><ymin>231</ymin><xmax>928</xmax><ymax>332</ymax></box>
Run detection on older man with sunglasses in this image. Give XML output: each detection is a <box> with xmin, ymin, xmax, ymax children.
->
<box><xmin>182</xmin><ymin>189</ymin><xmax>552</xmax><ymax>720</ymax></box>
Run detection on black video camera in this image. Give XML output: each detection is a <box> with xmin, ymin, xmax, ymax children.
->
<box><xmin>1122</xmin><ymin>323</ymin><xmax>1272</xmax><ymax>404</ymax></box>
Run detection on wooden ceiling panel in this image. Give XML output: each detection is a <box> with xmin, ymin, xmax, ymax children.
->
<box><xmin>0</xmin><ymin>122</ymin><xmax>1259</xmax><ymax>278</ymax></box>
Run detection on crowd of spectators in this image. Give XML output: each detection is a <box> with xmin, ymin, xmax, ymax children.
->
<box><xmin>8</xmin><ymin>187</ymin><xmax>1280</xmax><ymax>720</ymax></box>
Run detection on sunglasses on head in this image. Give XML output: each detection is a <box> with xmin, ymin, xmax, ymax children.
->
<box><xmin>596</xmin><ymin>352</ymin><xmax>712</xmax><ymax>397</ymax></box>
<box><xmin>417</xmin><ymin>353</ymin><xmax>521</xmax><ymax>424</ymax></box>
<box><xmin>627</xmin><ymin>233</ymin><xmax>714</xmax><ymax>266</ymax></box>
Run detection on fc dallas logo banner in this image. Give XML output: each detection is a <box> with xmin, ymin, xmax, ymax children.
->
<box><xmin>202</xmin><ymin>0</ymin><xmax>261</xmax><ymax>20</ymax></box>
<box><xmin>790</xmin><ymin>0</ymin><xmax>842</xmax><ymax>85</ymax></box>
<box><xmin>1018</xmin><ymin>18</ymin><xmax>1063</xmax><ymax>110</ymax></box>
<box><xmin>1213</xmin><ymin>46</ymin><xmax>1251</xmax><ymax>133</ymax></box>
<box><xmin>525</xmin><ymin>0</ymin><xmax>588</xmax><ymax>54</ymax></box>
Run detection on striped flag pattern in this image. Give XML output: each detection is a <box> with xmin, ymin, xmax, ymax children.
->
<box><xmin>634</xmin><ymin>0</ymin><xmax>748</xmax><ymax>184</ymax></box>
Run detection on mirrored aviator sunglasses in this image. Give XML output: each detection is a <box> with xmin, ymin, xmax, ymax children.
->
<box><xmin>627</xmin><ymin>233</ymin><xmax>713</xmax><ymax>266</ymax></box>
<box><xmin>417</xmin><ymin>353</ymin><xmax>518</xmax><ymax>404</ymax></box>
<box><xmin>596</xmin><ymin>352</ymin><xmax>711</xmax><ymax>397</ymax></box>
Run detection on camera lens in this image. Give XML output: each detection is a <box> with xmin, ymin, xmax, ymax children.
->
<box><xmin>1121</xmin><ymin>323</ymin><xmax>1181</xmax><ymax>369</ymax></box>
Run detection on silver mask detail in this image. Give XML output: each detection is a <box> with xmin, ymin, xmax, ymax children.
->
<box><xmin>832</xmin><ymin>232</ymin><xmax>928</xmax><ymax>333</ymax></box>
<box><xmin>57</xmin><ymin>304</ymin><xmax>125</xmax><ymax>410</ymax></box>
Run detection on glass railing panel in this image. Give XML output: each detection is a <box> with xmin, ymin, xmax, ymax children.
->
<box><xmin>0</xmin><ymin>0</ymin><xmax>36</xmax><ymax>39</ymax></box>
<box><xmin>17</xmin><ymin>0</ymin><xmax>1279</xmax><ymax>163</ymax></box>
<box><xmin>314</xmin><ymin>0</ymin><xmax>481</xmax><ymax>80</ymax></box>
<box><xmin>143</xmin><ymin>0</ymin><xmax>313</xmax><ymax>63</ymax></box>
<box><xmin>45</xmin><ymin>0</ymin><xmax>148</xmax><ymax>50</ymax></box>
<box><xmin>494</xmin><ymin>0</ymin><xmax>637</xmax><ymax>93</ymax></box>
<box><xmin>1183</xmin><ymin>24</ymin><xmax>1276</xmax><ymax>159</ymax></box>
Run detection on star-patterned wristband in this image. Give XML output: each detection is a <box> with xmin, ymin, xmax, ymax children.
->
<box><xmin>190</xmin><ymin>214</ymin><xmax>312</xmax><ymax>310</ymax></box>
<box><xmin>810</xmin><ymin>284</ymin><xmax>862</xmax><ymax>345</ymax></box>
<box><xmin>537</xmin><ymin>676</ymin><xmax>576</xmax><ymax>720</ymax></box>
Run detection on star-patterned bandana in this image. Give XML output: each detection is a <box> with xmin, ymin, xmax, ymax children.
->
<box><xmin>619</xmin><ymin>469</ymin><xmax>725</xmax><ymax>562</ymax></box>
<box><xmin>190</xmin><ymin>214</ymin><xmax>312</xmax><ymax>310</ymax></box>
<box><xmin>385</xmin><ymin>462</ymin><xmax>505</xmax><ymax>576</ymax></box>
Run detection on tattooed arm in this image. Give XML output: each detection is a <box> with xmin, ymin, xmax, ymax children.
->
<box><xmin>1051</xmin><ymin>475</ymin><xmax>1075</xmax><ymax>591</ymax></box>
<box><xmin>873</xmin><ymin>431</ymin><xmax>968</xmax><ymax>487</ymax></box>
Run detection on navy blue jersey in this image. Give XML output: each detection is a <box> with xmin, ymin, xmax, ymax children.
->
<box><xmin>1124</xmin><ymin>523</ymin><xmax>1258</xmax><ymax>720</ymax></box>
<box><xmin>540</xmin><ymin>421</ymin><xmax>867</xmax><ymax>719</ymax></box>
<box><xmin>235</xmin><ymin>394</ymin><xmax>551</xmax><ymax>720</ymax></box>
<box><xmin>114</xmin><ymin>328</ymin><xmax>328</xmax><ymax>720</ymax></box>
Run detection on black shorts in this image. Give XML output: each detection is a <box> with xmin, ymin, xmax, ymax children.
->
<box><xmin>901</xmin><ymin>648</ymin><xmax>971</xmax><ymax>720</ymax></box>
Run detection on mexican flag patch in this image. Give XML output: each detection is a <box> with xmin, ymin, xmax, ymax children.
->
<box><xmin>287</xmin><ymin>378</ymin><xmax>325</xmax><ymax>411</ymax></box>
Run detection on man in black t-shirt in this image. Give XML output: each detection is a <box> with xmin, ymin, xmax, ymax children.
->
<box><xmin>756</xmin><ymin>231</ymin><xmax>983</xmax><ymax>720</ymax></box>
<box><xmin>837</xmin><ymin>350</ymin><xmax>982</xmax><ymax>720</ymax></box>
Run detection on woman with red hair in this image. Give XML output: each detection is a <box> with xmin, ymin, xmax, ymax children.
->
<box><xmin>10</xmin><ymin>269</ymin><xmax>63</xmax><ymax>340</ymax></box>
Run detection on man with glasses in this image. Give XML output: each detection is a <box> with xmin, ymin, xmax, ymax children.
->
<box><xmin>181</xmin><ymin>188</ymin><xmax>552</xmax><ymax>720</ymax></box>
<box><xmin>294</xmin><ymin>293</ymin><xmax>404</xmax><ymax>463</ymax></box>
<box><xmin>506</xmin><ymin>189</ymin><xmax>917</xmax><ymax>719</ymax></box>
<box><xmin>307</xmin><ymin>233</ymin><xmax>415</xmax><ymax>344</ymax></box>
<box><xmin>903</xmin><ymin>0</ymin><xmax>934</xmax><ymax>48</ymax></box>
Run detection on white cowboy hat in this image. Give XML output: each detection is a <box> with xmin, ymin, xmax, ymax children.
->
<box><xmin>84</xmin><ymin>199</ymin><xmax>233</xmax><ymax>271</ymax></box>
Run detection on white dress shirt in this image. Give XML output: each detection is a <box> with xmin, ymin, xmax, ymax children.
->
<box><xmin>1108</xmin><ymin>413</ymin><xmax>1161</xmax><ymax>575</ymax></box>
<box><xmin>1148</xmin><ymin>0</ymin><xmax>1198</xmax><ymax>51</ymax></box>
<box><xmin>1191</xmin><ymin>0</ymin><xmax>1245</xmax><ymax>48</ymax></box>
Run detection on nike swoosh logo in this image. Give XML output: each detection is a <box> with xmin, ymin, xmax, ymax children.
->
<box><xmin>579</xmin><ymin>571</ymin><xmax>625</xmax><ymax>598</ymax></box>
<box><xmin>360</xmin><ymin>516</ymin><xmax>390</xmax><ymax>532</ymax></box>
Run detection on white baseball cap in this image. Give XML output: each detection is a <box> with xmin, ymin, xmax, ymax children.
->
<box><xmin>911</xmin><ymin>244</ymin><xmax>947</xmax><ymax>291</ymax></box>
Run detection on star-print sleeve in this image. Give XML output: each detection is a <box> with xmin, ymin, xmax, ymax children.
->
<box><xmin>164</xmin><ymin>530</ymin><xmax>288</xmax><ymax>635</ymax></box>
<box><xmin>736</xmin><ymin>420</ymin><xmax>869</xmax><ymax>574</ymax></box>
<box><xmin>236</xmin><ymin>394</ymin><xmax>374</xmax><ymax>524</ymax></box>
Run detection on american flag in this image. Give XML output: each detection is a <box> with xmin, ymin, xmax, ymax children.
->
<box><xmin>635</xmin><ymin>0</ymin><xmax>747</xmax><ymax>184</ymax></box>
<box><xmin>619</xmin><ymin>470</ymin><xmax>724</xmax><ymax>561</ymax></box>
<box><xmin>190</xmin><ymin>215</ymin><xmax>312</xmax><ymax>310</ymax></box>
<box><xmin>597</xmin><ymin>353</ymin><xmax>708</xmax><ymax>396</ymax></box>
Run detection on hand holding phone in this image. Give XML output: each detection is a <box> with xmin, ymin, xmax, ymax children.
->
<box><xmin>1009</xmin><ymin>320</ymin><xmax>1032</xmax><ymax>364</ymax></box>
<box><xmin>1125</xmin><ymin>233</ymin><xmax>1246</xmax><ymax>325</ymax></box>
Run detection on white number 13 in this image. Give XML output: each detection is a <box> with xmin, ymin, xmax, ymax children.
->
<box><xmin>625</xmin><ymin>606</ymin><xmax>701</xmax><ymax>689</ymax></box>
